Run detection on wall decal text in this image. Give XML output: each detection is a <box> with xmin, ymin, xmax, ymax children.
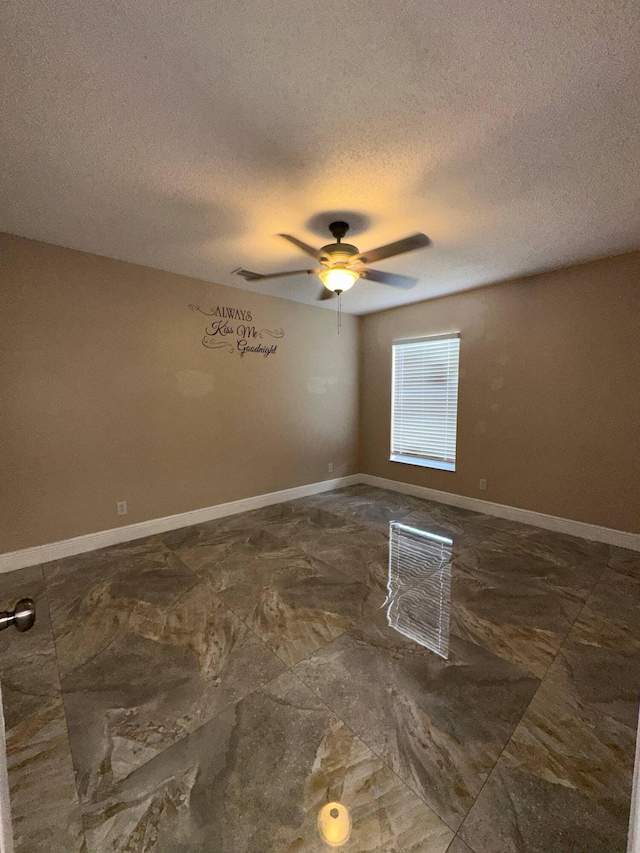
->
<box><xmin>189</xmin><ymin>304</ymin><xmax>285</xmax><ymax>357</ymax></box>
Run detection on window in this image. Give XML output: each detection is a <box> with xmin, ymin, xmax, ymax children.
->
<box><xmin>391</xmin><ymin>333</ymin><xmax>460</xmax><ymax>471</ymax></box>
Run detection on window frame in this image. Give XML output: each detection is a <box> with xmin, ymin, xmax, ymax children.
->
<box><xmin>390</xmin><ymin>332</ymin><xmax>460</xmax><ymax>472</ymax></box>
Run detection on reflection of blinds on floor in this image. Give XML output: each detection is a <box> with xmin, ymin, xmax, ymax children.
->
<box><xmin>387</xmin><ymin>522</ymin><xmax>452</xmax><ymax>659</ymax></box>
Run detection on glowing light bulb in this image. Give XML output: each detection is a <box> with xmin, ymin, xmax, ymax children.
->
<box><xmin>318</xmin><ymin>802</ymin><xmax>351</xmax><ymax>847</ymax></box>
<box><xmin>318</xmin><ymin>266</ymin><xmax>359</xmax><ymax>293</ymax></box>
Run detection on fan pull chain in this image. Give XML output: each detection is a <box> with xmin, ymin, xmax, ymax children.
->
<box><xmin>337</xmin><ymin>292</ymin><xmax>342</xmax><ymax>334</ymax></box>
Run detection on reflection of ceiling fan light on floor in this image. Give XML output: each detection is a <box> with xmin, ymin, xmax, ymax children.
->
<box><xmin>318</xmin><ymin>802</ymin><xmax>351</xmax><ymax>847</ymax></box>
<box><xmin>234</xmin><ymin>221</ymin><xmax>431</xmax><ymax>300</ymax></box>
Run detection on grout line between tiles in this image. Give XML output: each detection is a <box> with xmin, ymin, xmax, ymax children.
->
<box><xmin>164</xmin><ymin>547</ymin><xmax>207</xmax><ymax>585</ymax></box>
<box><xmin>287</xmin><ymin>665</ymin><xmax>460</xmax><ymax>838</ymax></box>
<box><xmin>282</xmin><ymin>595</ymin><xmax>473</xmax><ymax>835</ymax></box>
<box><xmin>453</xmin><ymin>555</ymin><xmax>613</xmax><ymax>851</ymax></box>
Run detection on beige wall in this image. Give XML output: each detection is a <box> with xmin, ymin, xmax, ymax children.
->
<box><xmin>2</xmin><ymin>235</ymin><xmax>638</xmax><ymax>553</ymax></box>
<box><xmin>0</xmin><ymin>234</ymin><xmax>359</xmax><ymax>552</ymax></box>
<box><xmin>360</xmin><ymin>252</ymin><xmax>640</xmax><ymax>533</ymax></box>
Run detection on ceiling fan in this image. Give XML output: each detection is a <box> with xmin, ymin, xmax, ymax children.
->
<box><xmin>234</xmin><ymin>222</ymin><xmax>431</xmax><ymax>300</ymax></box>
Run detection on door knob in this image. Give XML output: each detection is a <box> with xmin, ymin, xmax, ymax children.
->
<box><xmin>0</xmin><ymin>599</ymin><xmax>36</xmax><ymax>632</ymax></box>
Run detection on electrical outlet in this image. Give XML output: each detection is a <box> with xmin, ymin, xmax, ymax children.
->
<box><xmin>328</xmin><ymin>463</ymin><xmax>333</xmax><ymax>474</ymax></box>
<box><xmin>479</xmin><ymin>479</ymin><xmax>487</xmax><ymax>491</ymax></box>
<box><xmin>117</xmin><ymin>500</ymin><xmax>127</xmax><ymax>516</ymax></box>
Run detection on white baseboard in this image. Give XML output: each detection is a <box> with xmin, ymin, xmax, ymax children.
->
<box><xmin>359</xmin><ymin>474</ymin><xmax>640</xmax><ymax>552</ymax></box>
<box><xmin>1</xmin><ymin>471</ymin><xmax>638</xmax><ymax>574</ymax></box>
<box><xmin>0</xmin><ymin>475</ymin><xmax>360</xmax><ymax>574</ymax></box>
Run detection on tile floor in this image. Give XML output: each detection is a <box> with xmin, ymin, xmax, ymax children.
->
<box><xmin>0</xmin><ymin>485</ymin><xmax>638</xmax><ymax>852</ymax></box>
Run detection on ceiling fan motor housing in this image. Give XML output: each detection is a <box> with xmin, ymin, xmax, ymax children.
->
<box><xmin>319</xmin><ymin>242</ymin><xmax>359</xmax><ymax>266</ymax></box>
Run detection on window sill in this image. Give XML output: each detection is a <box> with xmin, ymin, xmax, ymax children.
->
<box><xmin>390</xmin><ymin>454</ymin><xmax>456</xmax><ymax>472</ymax></box>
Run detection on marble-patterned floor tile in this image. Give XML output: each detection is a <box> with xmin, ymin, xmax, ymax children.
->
<box><xmin>0</xmin><ymin>565</ymin><xmax>86</xmax><ymax>852</ymax></box>
<box><xmin>578</xmin><ymin>566</ymin><xmax>640</xmax><ymax>640</ymax></box>
<box><xmin>171</xmin><ymin>501</ymin><xmax>374</xmax><ymax>577</ymax></box>
<box><xmin>459</xmin><ymin>571</ymin><xmax>640</xmax><ymax>853</ymax></box>
<box><xmin>515</xmin><ymin>624</ymin><xmax>640</xmax><ymax>788</ymax></box>
<box><xmin>294</xmin><ymin>484</ymin><xmax>414</xmax><ymax>517</ymax></box>
<box><xmin>297</xmin><ymin>486</ymin><xmax>481</xmax><ymax>543</ymax></box>
<box><xmin>162</xmin><ymin>498</ymin><xmax>347</xmax><ymax>551</ymax></box>
<box><xmin>6</xmin><ymin>696</ymin><xmax>86</xmax><ymax>853</ymax></box>
<box><xmin>246</xmin><ymin>498</ymin><xmax>355</xmax><ymax>530</ymax></box>
<box><xmin>307</xmin><ymin>534</ymin><xmax>390</xmax><ymax>589</ymax></box>
<box><xmin>1</xmin><ymin>487</ymin><xmax>633</xmax><ymax>852</ymax></box>
<box><xmin>198</xmin><ymin>501</ymin><xmax>389</xmax><ymax>580</ymax></box>
<box><xmin>459</xmin><ymin>752</ymin><xmax>632</xmax><ymax>853</ymax></box>
<box><xmin>449</xmin><ymin>561</ymin><xmax>583</xmax><ymax>679</ymax></box>
<box><xmin>160</xmin><ymin>504</ymin><xmax>305</xmax><ymax>555</ymax></box>
<box><xmin>43</xmin><ymin>539</ymin><xmax>200</xmax><ymax>649</ymax></box>
<box><xmin>298</xmin><ymin>486</ymin><xmax>487</xmax><ymax>541</ymax></box>
<box><xmin>215</xmin><ymin>551</ymin><xmax>383</xmax><ymax>666</ymax></box>
<box><xmin>177</xmin><ymin>524</ymin><xmax>387</xmax><ymax>666</ymax></box>
<box><xmin>446</xmin><ymin>838</ymin><xmax>475</xmax><ymax>853</ymax></box>
<box><xmin>249</xmin><ymin>504</ymin><xmax>375</xmax><ymax>559</ymax></box>
<box><xmin>515</xmin><ymin>525</ymin><xmax>609</xmax><ymax>566</ymax></box>
<box><xmin>293</xmin><ymin>526</ymin><xmax>393</xmax><ymax>582</ymax></box>
<box><xmin>608</xmin><ymin>544</ymin><xmax>640</xmax><ymax>579</ymax></box>
<box><xmin>454</xmin><ymin>527</ymin><xmax>607</xmax><ymax>604</ymax></box>
<box><xmin>401</xmin><ymin>507</ymin><xmax>491</xmax><ymax>550</ymax></box>
<box><xmin>45</xmin><ymin>548</ymin><xmax>286</xmax><ymax>801</ymax></box>
<box><xmin>81</xmin><ymin>671</ymin><xmax>453</xmax><ymax>853</ymax></box>
<box><xmin>174</xmin><ymin>526</ymin><xmax>299</xmax><ymax>587</ymax></box>
<box><xmin>293</xmin><ymin>612</ymin><xmax>540</xmax><ymax>829</ymax></box>
<box><xmin>44</xmin><ymin>540</ymin><xmax>203</xmax><ymax>676</ymax></box>
<box><xmin>558</xmin><ymin>578</ymin><xmax>640</xmax><ymax>731</ymax></box>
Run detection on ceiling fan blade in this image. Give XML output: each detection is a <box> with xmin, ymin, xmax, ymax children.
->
<box><xmin>317</xmin><ymin>287</ymin><xmax>336</xmax><ymax>301</ymax></box>
<box><xmin>234</xmin><ymin>268</ymin><xmax>316</xmax><ymax>282</ymax></box>
<box><xmin>354</xmin><ymin>233</ymin><xmax>430</xmax><ymax>265</ymax></box>
<box><xmin>361</xmin><ymin>268</ymin><xmax>418</xmax><ymax>289</ymax></box>
<box><xmin>278</xmin><ymin>234</ymin><xmax>322</xmax><ymax>260</ymax></box>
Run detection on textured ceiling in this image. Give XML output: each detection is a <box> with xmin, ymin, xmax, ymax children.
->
<box><xmin>1</xmin><ymin>0</ymin><xmax>639</xmax><ymax>315</ymax></box>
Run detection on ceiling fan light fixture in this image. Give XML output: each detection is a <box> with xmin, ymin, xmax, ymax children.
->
<box><xmin>235</xmin><ymin>223</ymin><xmax>429</xmax><ymax>300</ymax></box>
<box><xmin>318</xmin><ymin>265</ymin><xmax>359</xmax><ymax>293</ymax></box>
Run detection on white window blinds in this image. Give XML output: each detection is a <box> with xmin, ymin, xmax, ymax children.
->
<box><xmin>391</xmin><ymin>334</ymin><xmax>460</xmax><ymax>471</ymax></box>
